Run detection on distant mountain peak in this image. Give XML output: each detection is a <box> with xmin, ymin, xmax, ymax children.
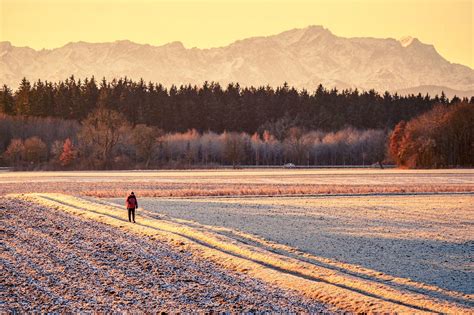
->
<box><xmin>1</xmin><ymin>26</ymin><xmax>473</xmax><ymax>96</ymax></box>
<box><xmin>300</xmin><ymin>25</ymin><xmax>334</xmax><ymax>39</ymax></box>
<box><xmin>113</xmin><ymin>39</ymin><xmax>136</xmax><ymax>45</ymax></box>
<box><xmin>163</xmin><ymin>41</ymin><xmax>185</xmax><ymax>49</ymax></box>
<box><xmin>273</xmin><ymin>25</ymin><xmax>334</xmax><ymax>46</ymax></box>
<box><xmin>303</xmin><ymin>25</ymin><xmax>330</xmax><ymax>33</ymax></box>
<box><xmin>399</xmin><ymin>36</ymin><xmax>418</xmax><ymax>47</ymax></box>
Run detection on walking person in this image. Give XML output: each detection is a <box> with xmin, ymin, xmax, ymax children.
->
<box><xmin>126</xmin><ymin>192</ymin><xmax>138</xmax><ymax>223</ymax></box>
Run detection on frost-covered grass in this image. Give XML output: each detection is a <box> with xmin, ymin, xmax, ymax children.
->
<box><xmin>128</xmin><ymin>194</ymin><xmax>474</xmax><ymax>295</ymax></box>
<box><xmin>14</xmin><ymin>193</ymin><xmax>474</xmax><ymax>313</ymax></box>
<box><xmin>0</xmin><ymin>168</ymin><xmax>472</xmax><ymax>197</ymax></box>
<box><xmin>2</xmin><ymin>168</ymin><xmax>474</xmax><ymax>184</ymax></box>
<box><xmin>3</xmin><ymin>169</ymin><xmax>474</xmax><ymax>312</ymax></box>
<box><xmin>2</xmin><ymin>197</ymin><xmax>327</xmax><ymax>312</ymax></box>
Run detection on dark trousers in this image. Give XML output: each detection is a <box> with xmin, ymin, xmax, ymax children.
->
<box><xmin>128</xmin><ymin>208</ymin><xmax>136</xmax><ymax>222</ymax></box>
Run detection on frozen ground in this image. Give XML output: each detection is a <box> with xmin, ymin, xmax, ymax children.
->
<box><xmin>1</xmin><ymin>168</ymin><xmax>473</xmax><ymax>185</ymax></box>
<box><xmin>110</xmin><ymin>194</ymin><xmax>474</xmax><ymax>295</ymax></box>
<box><xmin>2</xmin><ymin>169</ymin><xmax>473</xmax><ymax>311</ymax></box>
<box><xmin>8</xmin><ymin>193</ymin><xmax>471</xmax><ymax>312</ymax></box>
<box><xmin>1</xmin><ymin>197</ymin><xmax>327</xmax><ymax>312</ymax></box>
<box><xmin>1</xmin><ymin>168</ymin><xmax>472</xmax><ymax>197</ymax></box>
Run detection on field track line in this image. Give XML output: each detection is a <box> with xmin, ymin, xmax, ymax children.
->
<box><xmin>60</xmin><ymin>196</ymin><xmax>474</xmax><ymax>308</ymax></box>
<box><xmin>140</xmin><ymin>191</ymin><xmax>474</xmax><ymax>200</ymax></box>
<box><xmin>146</xmin><ymin>213</ymin><xmax>473</xmax><ymax>307</ymax></box>
<box><xmin>90</xmin><ymin>197</ymin><xmax>474</xmax><ymax>307</ymax></box>
<box><xmin>14</xmin><ymin>193</ymin><xmax>473</xmax><ymax>313</ymax></box>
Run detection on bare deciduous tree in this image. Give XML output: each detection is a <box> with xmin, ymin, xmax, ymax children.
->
<box><xmin>79</xmin><ymin>108</ymin><xmax>130</xmax><ymax>169</ymax></box>
<box><xmin>3</xmin><ymin>139</ymin><xmax>25</xmax><ymax>167</ymax></box>
<box><xmin>132</xmin><ymin>124</ymin><xmax>163</xmax><ymax>168</ymax></box>
<box><xmin>23</xmin><ymin>137</ymin><xmax>48</xmax><ymax>165</ymax></box>
<box><xmin>224</xmin><ymin>132</ymin><xmax>246</xmax><ymax>168</ymax></box>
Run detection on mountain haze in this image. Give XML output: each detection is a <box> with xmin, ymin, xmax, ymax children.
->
<box><xmin>1</xmin><ymin>26</ymin><xmax>473</xmax><ymax>96</ymax></box>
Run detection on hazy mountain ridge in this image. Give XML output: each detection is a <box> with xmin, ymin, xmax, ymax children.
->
<box><xmin>1</xmin><ymin>25</ymin><xmax>473</xmax><ymax>96</ymax></box>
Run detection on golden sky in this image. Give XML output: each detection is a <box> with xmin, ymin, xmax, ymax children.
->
<box><xmin>1</xmin><ymin>0</ymin><xmax>472</xmax><ymax>68</ymax></box>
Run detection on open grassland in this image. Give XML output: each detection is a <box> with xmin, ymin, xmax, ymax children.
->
<box><xmin>0</xmin><ymin>169</ymin><xmax>473</xmax><ymax>197</ymax></box>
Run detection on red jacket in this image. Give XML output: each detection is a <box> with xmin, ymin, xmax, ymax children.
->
<box><xmin>126</xmin><ymin>195</ymin><xmax>138</xmax><ymax>208</ymax></box>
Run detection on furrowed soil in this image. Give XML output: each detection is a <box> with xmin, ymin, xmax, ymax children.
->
<box><xmin>0</xmin><ymin>198</ymin><xmax>328</xmax><ymax>312</ymax></box>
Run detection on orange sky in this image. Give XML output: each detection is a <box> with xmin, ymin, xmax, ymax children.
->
<box><xmin>0</xmin><ymin>0</ymin><xmax>472</xmax><ymax>68</ymax></box>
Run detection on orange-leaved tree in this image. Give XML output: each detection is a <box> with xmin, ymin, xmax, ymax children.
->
<box><xmin>59</xmin><ymin>138</ymin><xmax>75</xmax><ymax>167</ymax></box>
<box><xmin>388</xmin><ymin>102</ymin><xmax>473</xmax><ymax>168</ymax></box>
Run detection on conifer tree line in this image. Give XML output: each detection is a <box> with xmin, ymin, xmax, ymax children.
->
<box><xmin>2</xmin><ymin>76</ymin><xmax>472</xmax><ymax>133</ymax></box>
<box><xmin>0</xmin><ymin>77</ymin><xmax>472</xmax><ymax>170</ymax></box>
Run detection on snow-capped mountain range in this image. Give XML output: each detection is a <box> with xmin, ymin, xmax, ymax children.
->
<box><xmin>1</xmin><ymin>25</ymin><xmax>473</xmax><ymax>97</ymax></box>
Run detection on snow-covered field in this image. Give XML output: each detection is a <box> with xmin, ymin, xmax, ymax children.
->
<box><xmin>110</xmin><ymin>194</ymin><xmax>474</xmax><ymax>295</ymax></box>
